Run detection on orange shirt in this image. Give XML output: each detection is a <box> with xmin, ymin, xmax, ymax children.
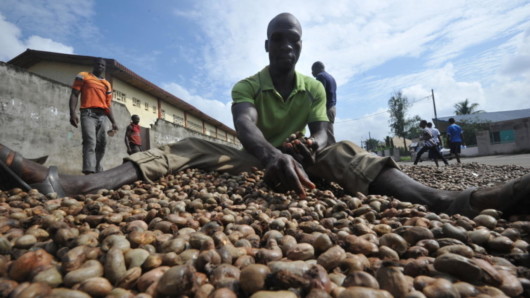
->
<box><xmin>72</xmin><ymin>72</ymin><xmax>112</xmax><ymax>110</ymax></box>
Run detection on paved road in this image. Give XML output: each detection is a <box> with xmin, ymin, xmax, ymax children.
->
<box><xmin>400</xmin><ymin>153</ymin><xmax>530</xmax><ymax>168</ymax></box>
<box><xmin>460</xmin><ymin>153</ymin><xmax>530</xmax><ymax>168</ymax></box>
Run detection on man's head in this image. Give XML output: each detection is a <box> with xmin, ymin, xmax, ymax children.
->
<box><xmin>449</xmin><ymin>118</ymin><xmax>455</xmax><ymax>124</ymax></box>
<box><xmin>427</xmin><ymin>122</ymin><xmax>433</xmax><ymax>128</ymax></box>
<box><xmin>311</xmin><ymin>61</ymin><xmax>325</xmax><ymax>77</ymax></box>
<box><xmin>265</xmin><ymin>13</ymin><xmax>302</xmax><ymax>73</ymax></box>
<box><xmin>92</xmin><ymin>58</ymin><xmax>106</xmax><ymax>78</ymax></box>
<box><xmin>419</xmin><ymin>120</ymin><xmax>428</xmax><ymax>128</ymax></box>
<box><xmin>131</xmin><ymin>115</ymin><xmax>140</xmax><ymax>124</ymax></box>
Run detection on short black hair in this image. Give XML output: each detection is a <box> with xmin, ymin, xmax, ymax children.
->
<box><xmin>449</xmin><ymin>118</ymin><xmax>455</xmax><ymax>123</ymax></box>
<box><xmin>312</xmin><ymin>61</ymin><xmax>325</xmax><ymax>72</ymax></box>
<box><xmin>420</xmin><ymin>120</ymin><xmax>428</xmax><ymax>126</ymax></box>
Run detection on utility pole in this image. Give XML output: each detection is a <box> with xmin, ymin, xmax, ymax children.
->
<box><xmin>431</xmin><ymin>89</ymin><xmax>438</xmax><ymax>122</ymax></box>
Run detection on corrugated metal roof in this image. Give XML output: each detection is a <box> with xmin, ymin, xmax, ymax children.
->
<box><xmin>8</xmin><ymin>49</ymin><xmax>236</xmax><ymax>135</ymax></box>
<box><xmin>437</xmin><ymin>108</ymin><xmax>530</xmax><ymax>123</ymax></box>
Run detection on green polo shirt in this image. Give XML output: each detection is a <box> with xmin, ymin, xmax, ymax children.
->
<box><xmin>232</xmin><ymin>66</ymin><xmax>329</xmax><ymax>147</ymax></box>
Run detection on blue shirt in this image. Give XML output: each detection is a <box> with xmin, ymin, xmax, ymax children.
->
<box><xmin>447</xmin><ymin>124</ymin><xmax>463</xmax><ymax>142</ymax></box>
<box><xmin>314</xmin><ymin>71</ymin><xmax>337</xmax><ymax>109</ymax></box>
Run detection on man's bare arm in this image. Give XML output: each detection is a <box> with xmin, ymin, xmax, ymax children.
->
<box><xmin>308</xmin><ymin>121</ymin><xmax>329</xmax><ymax>151</ymax></box>
<box><xmin>232</xmin><ymin>102</ymin><xmax>282</xmax><ymax>165</ymax></box>
<box><xmin>69</xmin><ymin>89</ymin><xmax>80</xmax><ymax>128</ymax></box>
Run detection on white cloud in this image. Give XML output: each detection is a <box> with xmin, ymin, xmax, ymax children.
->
<box><xmin>0</xmin><ymin>14</ymin><xmax>73</xmax><ymax>61</ymax></box>
<box><xmin>0</xmin><ymin>0</ymin><xmax>96</xmax><ymax>41</ymax></box>
<box><xmin>161</xmin><ymin>82</ymin><xmax>234</xmax><ymax>129</ymax></box>
<box><xmin>25</xmin><ymin>36</ymin><xmax>73</xmax><ymax>54</ymax></box>
<box><xmin>0</xmin><ymin>14</ymin><xmax>25</xmax><ymax>61</ymax></box>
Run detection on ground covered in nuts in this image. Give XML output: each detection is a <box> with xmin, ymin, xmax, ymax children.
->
<box><xmin>0</xmin><ymin>162</ymin><xmax>529</xmax><ymax>297</ymax></box>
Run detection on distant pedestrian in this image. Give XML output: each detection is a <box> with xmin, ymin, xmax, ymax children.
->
<box><xmin>69</xmin><ymin>58</ymin><xmax>118</xmax><ymax>174</ymax></box>
<box><xmin>414</xmin><ymin>120</ymin><xmax>449</xmax><ymax>167</ymax></box>
<box><xmin>447</xmin><ymin>117</ymin><xmax>463</xmax><ymax>163</ymax></box>
<box><xmin>312</xmin><ymin>61</ymin><xmax>337</xmax><ymax>146</ymax></box>
<box><xmin>427</xmin><ymin>122</ymin><xmax>442</xmax><ymax>160</ymax></box>
<box><xmin>125</xmin><ymin>115</ymin><xmax>142</xmax><ymax>155</ymax></box>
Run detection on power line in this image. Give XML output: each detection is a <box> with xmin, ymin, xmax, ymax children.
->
<box><xmin>335</xmin><ymin>95</ymin><xmax>432</xmax><ymax>124</ymax></box>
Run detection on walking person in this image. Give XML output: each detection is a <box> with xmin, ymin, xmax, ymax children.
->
<box><xmin>125</xmin><ymin>115</ymin><xmax>142</xmax><ymax>155</ymax></box>
<box><xmin>447</xmin><ymin>117</ymin><xmax>463</xmax><ymax>164</ymax></box>
<box><xmin>427</xmin><ymin>122</ymin><xmax>442</xmax><ymax>160</ymax></box>
<box><xmin>69</xmin><ymin>58</ymin><xmax>118</xmax><ymax>174</ymax></box>
<box><xmin>311</xmin><ymin>61</ymin><xmax>337</xmax><ymax>146</ymax></box>
<box><xmin>414</xmin><ymin>120</ymin><xmax>449</xmax><ymax>167</ymax></box>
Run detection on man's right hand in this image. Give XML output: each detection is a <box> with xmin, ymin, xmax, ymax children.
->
<box><xmin>263</xmin><ymin>153</ymin><xmax>315</xmax><ymax>198</ymax></box>
<box><xmin>70</xmin><ymin>115</ymin><xmax>79</xmax><ymax>128</ymax></box>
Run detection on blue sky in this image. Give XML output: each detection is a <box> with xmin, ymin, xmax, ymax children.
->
<box><xmin>1</xmin><ymin>0</ymin><xmax>529</xmax><ymax>145</ymax></box>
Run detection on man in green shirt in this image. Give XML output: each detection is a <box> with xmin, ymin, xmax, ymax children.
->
<box><xmin>1</xmin><ymin>13</ymin><xmax>529</xmax><ymax>217</ymax></box>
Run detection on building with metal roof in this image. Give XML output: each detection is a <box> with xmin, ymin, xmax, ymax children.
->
<box><xmin>8</xmin><ymin>49</ymin><xmax>238</xmax><ymax>145</ymax></box>
<box><xmin>434</xmin><ymin>109</ymin><xmax>530</xmax><ymax>155</ymax></box>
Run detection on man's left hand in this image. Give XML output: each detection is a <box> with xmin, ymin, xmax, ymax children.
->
<box><xmin>280</xmin><ymin>132</ymin><xmax>318</xmax><ymax>165</ymax></box>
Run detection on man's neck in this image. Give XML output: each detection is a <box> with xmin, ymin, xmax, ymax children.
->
<box><xmin>92</xmin><ymin>72</ymin><xmax>104</xmax><ymax>79</ymax></box>
<box><xmin>269</xmin><ymin>68</ymin><xmax>296</xmax><ymax>100</ymax></box>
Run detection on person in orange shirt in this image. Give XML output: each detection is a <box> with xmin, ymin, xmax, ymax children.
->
<box><xmin>69</xmin><ymin>58</ymin><xmax>118</xmax><ymax>174</ymax></box>
<box><xmin>125</xmin><ymin>115</ymin><xmax>142</xmax><ymax>155</ymax></box>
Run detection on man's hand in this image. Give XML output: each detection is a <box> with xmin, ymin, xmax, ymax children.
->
<box><xmin>280</xmin><ymin>132</ymin><xmax>319</xmax><ymax>165</ymax></box>
<box><xmin>70</xmin><ymin>114</ymin><xmax>79</xmax><ymax>128</ymax></box>
<box><xmin>111</xmin><ymin>123</ymin><xmax>119</xmax><ymax>131</ymax></box>
<box><xmin>263</xmin><ymin>153</ymin><xmax>316</xmax><ymax>198</ymax></box>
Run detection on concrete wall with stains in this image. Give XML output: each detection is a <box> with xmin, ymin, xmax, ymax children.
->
<box><xmin>0</xmin><ymin>62</ymin><xmax>240</xmax><ymax>175</ymax></box>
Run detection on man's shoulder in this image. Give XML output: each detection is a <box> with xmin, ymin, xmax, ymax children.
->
<box><xmin>75</xmin><ymin>71</ymin><xmax>90</xmax><ymax>79</ymax></box>
<box><xmin>299</xmin><ymin>72</ymin><xmax>324</xmax><ymax>89</ymax></box>
<box><xmin>233</xmin><ymin>69</ymin><xmax>265</xmax><ymax>90</ymax></box>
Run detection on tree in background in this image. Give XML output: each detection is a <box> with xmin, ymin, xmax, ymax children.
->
<box><xmin>404</xmin><ymin>115</ymin><xmax>423</xmax><ymax>140</ymax></box>
<box><xmin>388</xmin><ymin>92</ymin><xmax>410</xmax><ymax>150</ymax></box>
<box><xmin>385</xmin><ymin>136</ymin><xmax>394</xmax><ymax>149</ymax></box>
<box><xmin>388</xmin><ymin>92</ymin><xmax>420</xmax><ymax>153</ymax></box>
<box><xmin>454</xmin><ymin>99</ymin><xmax>484</xmax><ymax>115</ymax></box>
<box><xmin>365</xmin><ymin>138</ymin><xmax>382</xmax><ymax>152</ymax></box>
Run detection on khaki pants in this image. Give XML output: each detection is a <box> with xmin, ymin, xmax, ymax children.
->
<box><xmin>125</xmin><ymin>138</ymin><xmax>398</xmax><ymax>195</ymax></box>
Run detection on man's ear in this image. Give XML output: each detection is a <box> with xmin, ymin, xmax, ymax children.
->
<box><xmin>264</xmin><ymin>40</ymin><xmax>269</xmax><ymax>52</ymax></box>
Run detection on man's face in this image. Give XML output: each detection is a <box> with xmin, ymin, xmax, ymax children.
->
<box><xmin>93</xmin><ymin>59</ymin><xmax>106</xmax><ymax>77</ymax></box>
<box><xmin>266</xmin><ymin>17</ymin><xmax>302</xmax><ymax>72</ymax></box>
<box><xmin>311</xmin><ymin>67</ymin><xmax>319</xmax><ymax>77</ymax></box>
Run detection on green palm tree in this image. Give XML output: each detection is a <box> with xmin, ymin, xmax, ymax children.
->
<box><xmin>454</xmin><ymin>99</ymin><xmax>484</xmax><ymax>115</ymax></box>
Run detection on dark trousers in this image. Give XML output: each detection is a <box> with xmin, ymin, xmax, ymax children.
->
<box><xmin>128</xmin><ymin>143</ymin><xmax>142</xmax><ymax>155</ymax></box>
<box><xmin>414</xmin><ymin>145</ymin><xmax>448</xmax><ymax>166</ymax></box>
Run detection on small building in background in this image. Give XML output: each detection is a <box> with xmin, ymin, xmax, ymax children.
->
<box><xmin>434</xmin><ymin>109</ymin><xmax>530</xmax><ymax>156</ymax></box>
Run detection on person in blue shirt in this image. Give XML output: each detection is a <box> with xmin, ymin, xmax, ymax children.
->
<box><xmin>312</xmin><ymin>61</ymin><xmax>337</xmax><ymax>146</ymax></box>
<box><xmin>447</xmin><ymin>118</ymin><xmax>463</xmax><ymax>163</ymax></box>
